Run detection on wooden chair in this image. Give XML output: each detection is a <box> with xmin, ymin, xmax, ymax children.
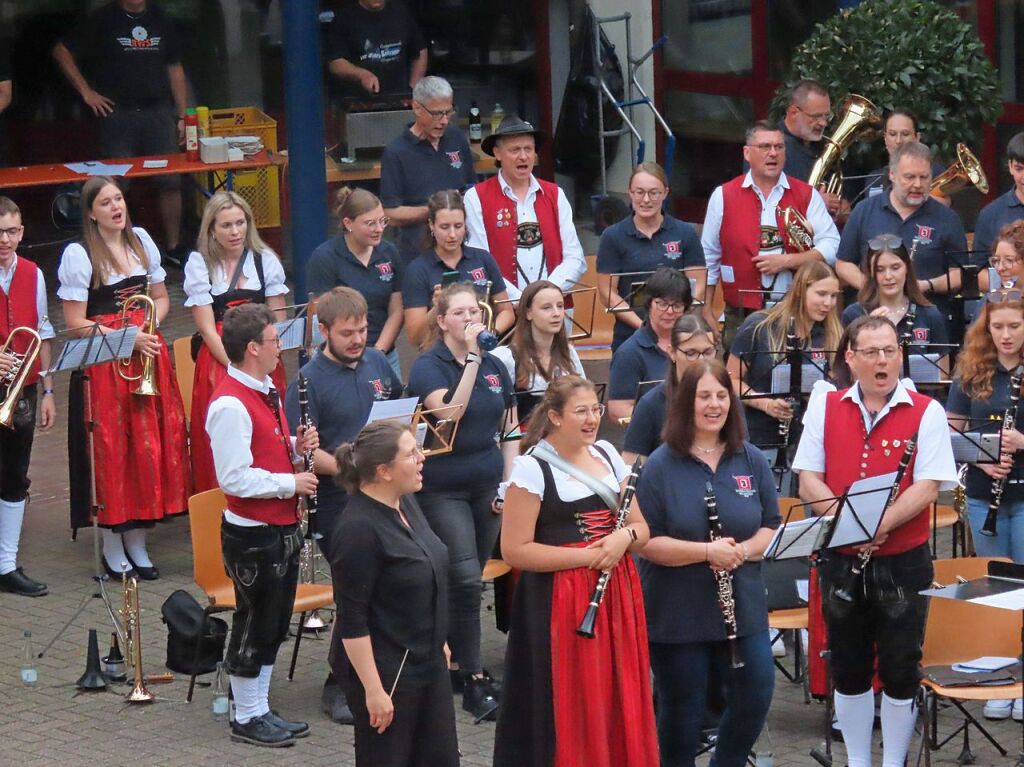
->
<box><xmin>919</xmin><ymin>557</ymin><xmax>1020</xmax><ymax>765</ymax></box>
<box><xmin>172</xmin><ymin>335</ymin><xmax>195</xmax><ymax>422</ymax></box>
<box><xmin>930</xmin><ymin>502</ymin><xmax>967</xmax><ymax>559</ymax></box>
<box><xmin>573</xmin><ymin>255</ymin><xmax>616</xmax><ymax>361</ymax></box>
<box><xmin>185</xmin><ymin>488</ymin><xmax>335</xmax><ymax>702</ymax></box>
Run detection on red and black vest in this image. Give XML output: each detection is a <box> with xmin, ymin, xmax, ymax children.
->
<box><xmin>0</xmin><ymin>258</ymin><xmax>42</xmax><ymax>385</ymax></box>
<box><xmin>475</xmin><ymin>174</ymin><xmax>564</xmax><ymax>285</ymax></box>
<box><xmin>719</xmin><ymin>175</ymin><xmax>813</xmax><ymax>310</ymax></box>
<box><xmin>211</xmin><ymin>374</ymin><xmax>297</xmax><ymax>526</ymax></box>
<box><xmin>823</xmin><ymin>387</ymin><xmax>931</xmax><ymax>556</ymax></box>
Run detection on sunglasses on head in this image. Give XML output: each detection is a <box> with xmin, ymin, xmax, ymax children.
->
<box><xmin>867</xmin><ymin>234</ymin><xmax>904</xmax><ymax>252</ymax></box>
<box><xmin>987</xmin><ymin>288</ymin><xmax>1024</xmax><ymax>304</ymax></box>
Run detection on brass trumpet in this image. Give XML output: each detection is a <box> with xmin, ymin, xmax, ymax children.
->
<box><xmin>118</xmin><ymin>283</ymin><xmax>159</xmax><ymax>397</ymax></box>
<box><xmin>808</xmin><ymin>94</ymin><xmax>882</xmax><ymax>197</ymax></box>
<box><xmin>0</xmin><ymin>326</ymin><xmax>42</xmax><ymax>428</ymax></box>
<box><xmin>931</xmin><ymin>143</ymin><xmax>989</xmax><ymax>197</ymax></box>
<box><xmin>781</xmin><ymin>207</ymin><xmax>815</xmax><ymax>252</ymax></box>
<box><xmin>121</xmin><ymin>571</ymin><xmax>154</xmax><ymax>703</ymax></box>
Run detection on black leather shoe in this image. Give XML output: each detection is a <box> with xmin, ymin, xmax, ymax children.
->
<box><xmin>463</xmin><ymin>676</ymin><xmax>498</xmax><ymax>723</ymax></box>
<box><xmin>0</xmin><ymin>567</ymin><xmax>47</xmax><ymax>597</ymax></box>
<box><xmin>267</xmin><ymin>710</ymin><xmax>310</xmax><ymax>738</ymax></box>
<box><xmin>102</xmin><ymin>557</ymin><xmax>135</xmax><ymax>581</ymax></box>
<box><xmin>229</xmin><ymin>713</ymin><xmax>295</xmax><ymax>747</ymax></box>
<box><xmin>321</xmin><ymin>679</ymin><xmax>354</xmax><ymax>724</ymax></box>
<box><xmin>124</xmin><ymin>552</ymin><xmax>159</xmax><ymax>580</ymax></box>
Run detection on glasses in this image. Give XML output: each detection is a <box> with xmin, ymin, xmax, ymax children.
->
<box><xmin>393</xmin><ymin>447</ymin><xmax>425</xmax><ymax>464</ymax></box>
<box><xmin>416</xmin><ymin>102</ymin><xmax>457</xmax><ymax>120</ymax></box>
<box><xmin>852</xmin><ymin>346</ymin><xmax>899</xmax><ymax>360</ymax></box>
<box><xmin>795</xmin><ymin>105</ymin><xmax>834</xmax><ymax>123</ymax></box>
<box><xmin>747</xmin><ymin>142</ymin><xmax>785</xmax><ymax>153</ymax></box>
<box><xmin>990</xmin><ymin>255</ymin><xmax>1022</xmax><ymax>268</ymax></box>
<box><xmin>678</xmin><ymin>346</ymin><xmax>718</xmax><ymax>361</ymax></box>
<box><xmin>0</xmin><ymin>227</ymin><xmax>22</xmax><ymax>240</ymax></box>
<box><xmin>652</xmin><ymin>298</ymin><xmax>686</xmax><ymax>313</ymax></box>
<box><xmin>253</xmin><ymin>335</ymin><xmax>282</xmax><ymax>347</ymax></box>
<box><xmin>868</xmin><ymin>234</ymin><xmax>904</xmax><ymax>252</ymax></box>
<box><xmin>987</xmin><ymin>288</ymin><xmax>1024</xmax><ymax>304</ymax></box>
<box><xmin>565</xmin><ymin>404</ymin><xmax>606</xmax><ymax>418</ymax></box>
<box><xmin>629</xmin><ymin>188</ymin><xmax>666</xmax><ymax>200</ymax></box>
<box><xmin>361</xmin><ymin>216</ymin><xmax>390</xmax><ymax>230</ymax></box>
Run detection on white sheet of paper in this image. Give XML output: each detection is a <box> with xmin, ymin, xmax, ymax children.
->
<box><xmin>969</xmin><ymin>589</ymin><xmax>1024</xmax><ymax>611</ymax></box>
<box><xmin>367</xmin><ymin>396</ymin><xmax>418</xmax><ymax>425</ymax></box>
<box><xmin>951</xmin><ymin>656</ymin><xmax>1018</xmax><ymax>672</ymax></box>
<box><xmin>829</xmin><ymin>472</ymin><xmax>898</xmax><ymax>548</ymax></box>
<box><xmin>64</xmin><ymin>161</ymin><xmax>133</xmax><ymax>176</ymax></box>
<box><xmin>720</xmin><ymin>265</ymin><xmax>735</xmax><ymax>283</ymax></box>
<box><xmin>143</xmin><ymin>159</ymin><xmax>169</xmax><ymax>169</ymax></box>
<box><xmin>796</xmin><ymin>579</ymin><xmax>809</xmax><ymax>603</ymax></box>
<box><xmin>770</xmin><ymin>363</ymin><xmax>827</xmax><ymax>394</ymax></box>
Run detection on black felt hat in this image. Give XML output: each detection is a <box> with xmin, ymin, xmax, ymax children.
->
<box><xmin>481</xmin><ymin>114</ymin><xmax>547</xmax><ymax>156</ymax></box>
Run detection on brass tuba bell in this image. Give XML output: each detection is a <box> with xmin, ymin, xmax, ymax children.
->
<box><xmin>808</xmin><ymin>94</ymin><xmax>883</xmax><ymax>197</ymax></box>
<box><xmin>117</xmin><ymin>281</ymin><xmax>159</xmax><ymax>397</ymax></box>
<box><xmin>931</xmin><ymin>143</ymin><xmax>989</xmax><ymax>197</ymax></box>
<box><xmin>0</xmin><ymin>326</ymin><xmax>42</xmax><ymax>428</ymax></box>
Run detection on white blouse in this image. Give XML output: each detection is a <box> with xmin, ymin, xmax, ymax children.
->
<box><xmin>490</xmin><ymin>344</ymin><xmax>585</xmax><ymax>394</ymax></box>
<box><xmin>507</xmin><ymin>438</ymin><xmax>626</xmax><ymax>503</ymax></box>
<box><xmin>57</xmin><ymin>227</ymin><xmax>166</xmax><ymax>302</ymax></box>
<box><xmin>182</xmin><ymin>248</ymin><xmax>289</xmax><ymax>308</ymax></box>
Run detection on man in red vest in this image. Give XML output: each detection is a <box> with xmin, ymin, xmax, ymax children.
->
<box><xmin>463</xmin><ymin>115</ymin><xmax>586</xmax><ymax>300</ymax></box>
<box><xmin>0</xmin><ymin>197</ymin><xmax>55</xmax><ymax>598</ymax></box>
<box><xmin>793</xmin><ymin>315</ymin><xmax>956</xmax><ymax>767</ymax></box>
<box><xmin>206</xmin><ymin>303</ymin><xmax>319</xmax><ymax>747</ymax></box>
<box><xmin>701</xmin><ymin>120</ymin><xmax>840</xmax><ymax>351</ymax></box>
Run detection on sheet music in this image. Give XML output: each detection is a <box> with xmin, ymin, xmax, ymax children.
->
<box><xmin>764</xmin><ymin>515</ymin><xmax>832</xmax><ymax>560</ymax></box>
<box><xmin>908</xmin><ymin>353</ymin><xmax>943</xmax><ymax>383</ymax></box>
<box><xmin>770</xmin><ymin>363</ymin><xmax>826</xmax><ymax>394</ymax></box>
<box><xmin>951</xmin><ymin>431</ymin><xmax>1001</xmax><ymax>463</ymax></box>
<box><xmin>49</xmin><ymin>326</ymin><xmax>140</xmax><ymax>373</ymax></box>
<box><xmin>276</xmin><ymin>315</ymin><xmax>324</xmax><ymax>352</ymax></box>
<box><xmin>829</xmin><ymin>471</ymin><xmax>897</xmax><ymax>548</ymax></box>
<box><xmin>969</xmin><ymin>589</ymin><xmax>1024</xmax><ymax>611</ymax></box>
<box><xmin>367</xmin><ymin>396</ymin><xmax>418</xmax><ymax>424</ymax></box>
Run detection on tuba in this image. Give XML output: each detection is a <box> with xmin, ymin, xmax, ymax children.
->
<box><xmin>118</xmin><ymin>281</ymin><xmax>159</xmax><ymax>396</ymax></box>
<box><xmin>808</xmin><ymin>94</ymin><xmax>882</xmax><ymax>197</ymax></box>
<box><xmin>931</xmin><ymin>143</ymin><xmax>989</xmax><ymax>197</ymax></box>
<box><xmin>0</xmin><ymin>326</ymin><xmax>42</xmax><ymax>428</ymax></box>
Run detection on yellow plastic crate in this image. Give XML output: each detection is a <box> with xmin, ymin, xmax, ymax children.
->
<box><xmin>195</xmin><ymin>107</ymin><xmax>281</xmax><ymax>228</ymax></box>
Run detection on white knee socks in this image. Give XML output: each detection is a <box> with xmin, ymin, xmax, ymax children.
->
<box><xmin>230</xmin><ymin>674</ymin><xmax>262</xmax><ymax>725</ymax></box>
<box><xmin>0</xmin><ymin>499</ymin><xmax>25</xmax><ymax>575</ymax></box>
<box><xmin>881</xmin><ymin>693</ymin><xmax>917</xmax><ymax>767</ymax></box>
<box><xmin>258</xmin><ymin>664</ymin><xmax>274</xmax><ymax>716</ymax></box>
<box><xmin>122</xmin><ymin>528</ymin><xmax>153</xmax><ymax>568</ymax></box>
<box><xmin>835</xmin><ymin>689</ymin><xmax>874</xmax><ymax>767</ymax></box>
<box><xmin>101</xmin><ymin>528</ymin><xmax>131</xmax><ymax>572</ymax></box>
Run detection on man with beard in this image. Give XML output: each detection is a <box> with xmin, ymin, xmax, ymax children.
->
<box><xmin>835</xmin><ymin>141</ymin><xmax>968</xmax><ymax>337</ymax></box>
<box><xmin>283</xmin><ymin>286</ymin><xmax>401</xmax><ymax>725</ymax></box>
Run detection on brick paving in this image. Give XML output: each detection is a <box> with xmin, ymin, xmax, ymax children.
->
<box><xmin>0</xmin><ymin>231</ymin><xmax>1020</xmax><ymax>766</ymax></box>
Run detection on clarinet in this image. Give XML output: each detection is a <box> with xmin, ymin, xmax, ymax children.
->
<box><xmin>834</xmin><ymin>432</ymin><xmax>918</xmax><ymax>602</ymax></box>
<box><xmin>577</xmin><ymin>456</ymin><xmax>643</xmax><ymax>639</ymax></box>
<box><xmin>704</xmin><ymin>481</ymin><xmax>744</xmax><ymax>668</ymax></box>
<box><xmin>774</xmin><ymin>318</ymin><xmax>802</xmax><ymax>477</ymax></box>
<box><xmin>981</xmin><ymin>364</ymin><xmax>1024</xmax><ymax>537</ymax></box>
<box><xmin>899</xmin><ymin>303</ymin><xmax>917</xmax><ymax>380</ymax></box>
<box><xmin>297</xmin><ymin>373</ymin><xmax>317</xmax><ymax>520</ymax></box>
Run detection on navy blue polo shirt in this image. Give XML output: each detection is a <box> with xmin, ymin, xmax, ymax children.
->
<box><xmin>637</xmin><ymin>441</ymin><xmax>781</xmax><ymax>643</ymax></box>
<box><xmin>380</xmin><ymin>125</ymin><xmax>479</xmax><ymax>261</ymax></box>
<box><xmin>284</xmin><ymin>347</ymin><xmax>402</xmax><ymax>514</ymax></box>
<box><xmin>401</xmin><ymin>246</ymin><xmax>507</xmax><ymax>309</ymax></box>
<box><xmin>306</xmin><ymin>236</ymin><xmax>403</xmax><ymax>350</ymax></box>
<box><xmin>947</xmin><ymin>365</ymin><xmax>1024</xmax><ymax>504</ymax></box>
<box><xmin>780</xmin><ymin>119</ymin><xmax>822</xmax><ymax>183</ymax></box>
<box><xmin>607</xmin><ymin>324</ymin><xmax>669</xmax><ymax>401</ymax></box>
<box><xmin>623</xmin><ymin>381</ymin><xmax>668</xmax><ymax>457</ymax></box>
<box><xmin>837</xmin><ymin>192</ymin><xmax>968</xmax><ymax>327</ymax></box>
<box><xmin>974</xmin><ymin>189</ymin><xmax>1024</xmax><ymax>261</ymax></box>
<box><xmin>731</xmin><ymin>311</ymin><xmax>827</xmax><ymax>446</ymax></box>
<box><xmin>841</xmin><ymin>302</ymin><xmax>948</xmax><ymax>349</ymax></box>
<box><xmin>406</xmin><ymin>340</ymin><xmax>514</xmax><ymax>491</ymax></box>
<box><xmin>857</xmin><ymin>162</ymin><xmax>946</xmax><ymax>206</ymax></box>
<box><xmin>596</xmin><ymin>214</ymin><xmax>705</xmax><ymax>350</ymax></box>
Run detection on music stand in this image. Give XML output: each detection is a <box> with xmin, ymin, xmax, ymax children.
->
<box><xmin>275</xmin><ymin>300</ymin><xmax>323</xmax><ymax>352</ymax></box>
<box><xmin>502</xmin><ymin>381</ymin><xmax>609</xmax><ymax>441</ymax></box>
<box><xmin>602</xmin><ymin>266</ymin><xmax>710</xmax><ymax>313</ymax></box>
<box><xmin>900</xmin><ymin>344</ymin><xmax>956</xmax><ymax>386</ymax></box>
<box><xmin>949</xmin><ymin>419</ymin><xmax>1004</xmax><ymax>464</ymax></box>
<box><xmin>921</xmin><ymin>560</ymin><xmax>1024</xmax><ymax>766</ymax></box>
<box><xmin>37</xmin><ymin>324</ymin><xmax>140</xmax><ymax>662</ymax></box>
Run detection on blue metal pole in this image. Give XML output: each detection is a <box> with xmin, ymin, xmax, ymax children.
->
<box><xmin>281</xmin><ymin>0</ymin><xmax>328</xmax><ymax>302</ymax></box>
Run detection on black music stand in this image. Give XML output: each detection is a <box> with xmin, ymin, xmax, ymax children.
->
<box><xmin>949</xmin><ymin>419</ymin><xmax>1004</xmax><ymax>465</ymax></box>
<box><xmin>37</xmin><ymin>324</ymin><xmax>140</xmax><ymax>663</ymax></box>
<box><xmin>602</xmin><ymin>266</ymin><xmax>710</xmax><ymax>313</ymax></box>
<box><xmin>921</xmin><ymin>561</ymin><xmax>1024</xmax><ymax>766</ymax></box>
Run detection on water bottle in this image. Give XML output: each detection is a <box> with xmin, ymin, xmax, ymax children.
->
<box><xmin>212</xmin><ymin>662</ymin><xmax>229</xmax><ymax>720</ymax></box>
<box><xmin>477</xmin><ymin>329</ymin><xmax>499</xmax><ymax>352</ymax></box>
<box><xmin>754</xmin><ymin>723</ymin><xmax>774</xmax><ymax>767</ymax></box>
<box><xmin>468</xmin><ymin>101</ymin><xmax>482</xmax><ymax>142</ymax></box>
<box><xmin>21</xmin><ymin>630</ymin><xmax>37</xmax><ymax>687</ymax></box>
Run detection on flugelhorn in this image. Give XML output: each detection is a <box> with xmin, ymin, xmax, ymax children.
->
<box><xmin>121</xmin><ymin>571</ymin><xmax>154</xmax><ymax>703</ymax></box>
<box><xmin>808</xmin><ymin>94</ymin><xmax>882</xmax><ymax>197</ymax></box>
<box><xmin>118</xmin><ymin>281</ymin><xmax>159</xmax><ymax>396</ymax></box>
<box><xmin>931</xmin><ymin>143</ymin><xmax>989</xmax><ymax>197</ymax></box>
<box><xmin>0</xmin><ymin>326</ymin><xmax>41</xmax><ymax>428</ymax></box>
<box><xmin>781</xmin><ymin>207</ymin><xmax>815</xmax><ymax>252</ymax></box>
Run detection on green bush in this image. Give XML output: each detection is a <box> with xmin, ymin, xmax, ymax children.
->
<box><xmin>772</xmin><ymin>0</ymin><xmax>1002</xmax><ymax>165</ymax></box>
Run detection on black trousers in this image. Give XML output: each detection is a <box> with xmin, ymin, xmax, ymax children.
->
<box><xmin>0</xmin><ymin>383</ymin><xmax>37</xmax><ymax>502</ymax></box>
<box><xmin>221</xmin><ymin>520</ymin><xmax>302</xmax><ymax>677</ymax></box>
<box><xmin>347</xmin><ymin>661</ymin><xmax>460</xmax><ymax>767</ymax></box>
<box><xmin>820</xmin><ymin>543</ymin><xmax>933</xmax><ymax>699</ymax></box>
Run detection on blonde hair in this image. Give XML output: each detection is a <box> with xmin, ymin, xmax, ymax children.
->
<box><xmin>196</xmin><ymin>191</ymin><xmax>270</xmax><ymax>277</ymax></box>
<box><xmin>81</xmin><ymin>176</ymin><xmax>147</xmax><ymax>288</ymax></box>
<box><xmin>754</xmin><ymin>261</ymin><xmax>842</xmax><ymax>363</ymax></box>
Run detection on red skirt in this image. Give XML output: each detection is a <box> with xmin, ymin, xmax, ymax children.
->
<box><xmin>549</xmin><ymin>547</ymin><xmax>659</xmax><ymax>767</ymax></box>
<box><xmin>189</xmin><ymin>331</ymin><xmax>286</xmax><ymax>493</ymax></box>
<box><xmin>80</xmin><ymin>311</ymin><xmax>191</xmax><ymax>528</ymax></box>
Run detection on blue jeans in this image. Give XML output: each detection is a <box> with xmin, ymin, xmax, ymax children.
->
<box><xmin>385</xmin><ymin>348</ymin><xmax>401</xmax><ymax>381</ymax></box>
<box><xmin>417</xmin><ymin>485</ymin><xmax>500</xmax><ymax>675</ymax></box>
<box><xmin>968</xmin><ymin>496</ymin><xmax>1024</xmax><ymax>562</ymax></box>
<box><xmin>649</xmin><ymin>633</ymin><xmax>775</xmax><ymax>767</ymax></box>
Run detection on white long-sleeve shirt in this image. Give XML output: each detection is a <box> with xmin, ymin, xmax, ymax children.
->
<box><xmin>0</xmin><ymin>256</ymin><xmax>55</xmax><ymax>339</ymax></box>
<box><xmin>701</xmin><ymin>171</ymin><xmax>840</xmax><ymax>298</ymax></box>
<box><xmin>463</xmin><ymin>172</ymin><xmax>586</xmax><ymax>300</ymax></box>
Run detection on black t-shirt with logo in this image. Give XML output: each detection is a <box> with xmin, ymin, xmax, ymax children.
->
<box><xmin>327</xmin><ymin>0</ymin><xmax>426</xmax><ymax>96</ymax></box>
<box><xmin>63</xmin><ymin>2</ymin><xmax>181</xmax><ymax>108</ymax></box>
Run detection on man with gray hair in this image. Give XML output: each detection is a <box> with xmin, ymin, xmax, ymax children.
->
<box><xmin>380</xmin><ymin>75</ymin><xmax>478</xmax><ymax>262</ymax></box>
<box><xmin>836</xmin><ymin>140</ymin><xmax>967</xmax><ymax>336</ymax></box>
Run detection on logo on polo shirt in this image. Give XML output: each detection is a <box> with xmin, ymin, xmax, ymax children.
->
<box><xmin>369</xmin><ymin>378</ymin><xmax>389</xmax><ymax>400</ymax></box>
<box><xmin>469</xmin><ymin>267</ymin><xmax>487</xmax><ymax>285</ymax></box>
<box><xmin>810</xmin><ymin>350</ymin><xmax>826</xmax><ymax>362</ymax></box>
<box><xmin>376</xmin><ymin>262</ymin><xmax>394</xmax><ymax>282</ymax></box>
<box><xmin>663</xmin><ymin>240</ymin><xmax>681</xmax><ymax>260</ymax></box>
<box><xmin>484</xmin><ymin>373</ymin><xmax>503</xmax><ymax>394</ymax></box>
<box><xmin>913</xmin><ymin>327</ymin><xmax>929</xmax><ymax>342</ymax></box>
<box><xmin>733</xmin><ymin>475</ymin><xmax>756</xmax><ymax>498</ymax></box>
<box><xmin>915</xmin><ymin>225</ymin><xmax>934</xmax><ymax>244</ymax></box>
<box><xmin>446</xmin><ymin>150</ymin><xmax>463</xmax><ymax>169</ymax></box>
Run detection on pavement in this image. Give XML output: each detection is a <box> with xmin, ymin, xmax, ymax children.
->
<box><xmin>0</xmin><ymin>234</ymin><xmax>1020</xmax><ymax>766</ymax></box>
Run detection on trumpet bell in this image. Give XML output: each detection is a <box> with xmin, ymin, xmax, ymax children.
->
<box><xmin>131</xmin><ymin>373</ymin><xmax>160</xmax><ymax>397</ymax></box>
<box><xmin>931</xmin><ymin>143</ymin><xmax>989</xmax><ymax>197</ymax></box>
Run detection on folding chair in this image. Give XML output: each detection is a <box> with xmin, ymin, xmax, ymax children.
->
<box><xmin>171</xmin><ymin>335</ymin><xmax>195</xmax><ymax>423</ymax></box>
<box><xmin>930</xmin><ymin>503</ymin><xmax>967</xmax><ymax>559</ymax></box>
